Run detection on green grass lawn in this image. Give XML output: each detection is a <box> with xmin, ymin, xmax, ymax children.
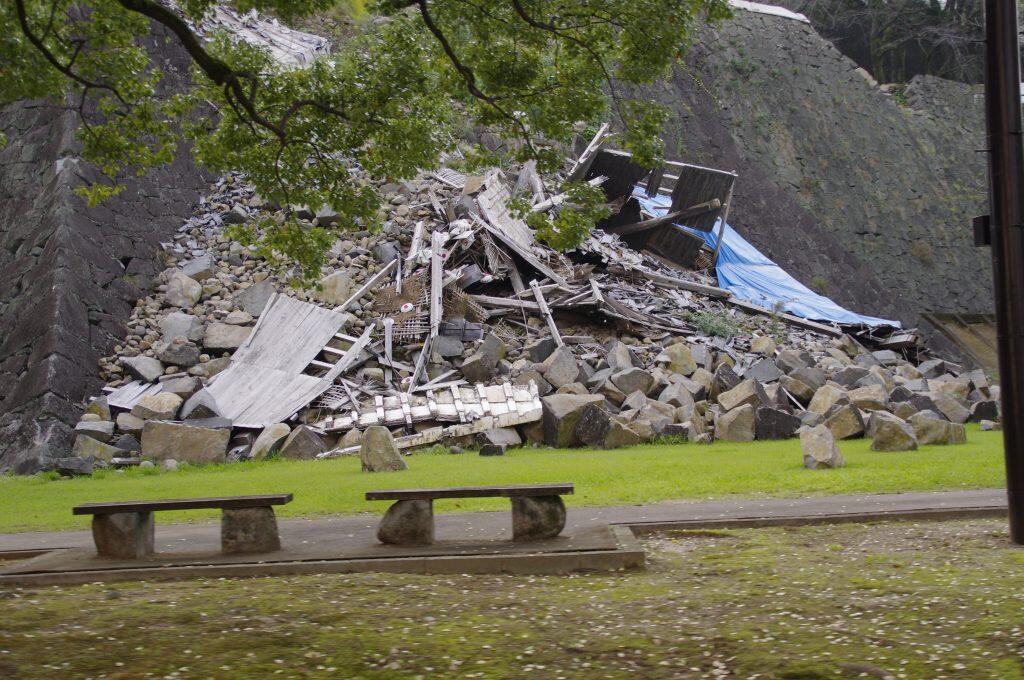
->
<box><xmin>2</xmin><ymin>518</ymin><xmax>1022</xmax><ymax>678</ymax></box>
<box><xmin>0</xmin><ymin>425</ymin><xmax>1005</xmax><ymax>533</ymax></box>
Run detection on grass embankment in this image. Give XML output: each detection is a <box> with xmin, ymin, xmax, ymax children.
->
<box><xmin>0</xmin><ymin>425</ymin><xmax>1005</xmax><ymax>533</ymax></box>
<box><xmin>2</xmin><ymin>518</ymin><xmax>1022</xmax><ymax>678</ymax></box>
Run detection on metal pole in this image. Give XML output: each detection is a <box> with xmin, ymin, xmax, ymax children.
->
<box><xmin>983</xmin><ymin>0</ymin><xmax>1024</xmax><ymax>544</ymax></box>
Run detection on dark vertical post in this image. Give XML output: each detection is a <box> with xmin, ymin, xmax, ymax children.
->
<box><xmin>983</xmin><ymin>0</ymin><xmax>1024</xmax><ymax>543</ymax></box>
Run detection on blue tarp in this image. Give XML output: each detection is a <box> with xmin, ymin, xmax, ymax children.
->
<box><xmin>632</xmin><ymin>192</ymin><xmax>900</xmax><ymax>328</ymax></box>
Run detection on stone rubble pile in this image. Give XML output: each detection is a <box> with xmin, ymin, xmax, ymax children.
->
<box><xmin>61</xmin><ymin>156</ymin><xmax>999</xmax><ymax>476</ymax></box>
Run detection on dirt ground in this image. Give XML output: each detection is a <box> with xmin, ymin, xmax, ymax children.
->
<box><xmin>2</xmin><ymin>518</ymin><xmax>1022</xmax><ymax>678</ymax></box>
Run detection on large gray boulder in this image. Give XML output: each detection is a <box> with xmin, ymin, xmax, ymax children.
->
<box><xmin>808</xmin><ymin>384</ymin><xmax>847</xmax><ymax>414</ymax></box>
<box><xmin>542</xmin><ymin>394</ymin><xmax>606</xmax><ymax>447</ymax></box>
<box><xmin>121</xmin><ymin>355</ymin><xmax>165</xmax><ymax>383</ymax></box>
<box><xmin>823</xmin><ymin>404</ymin><xmax>865</xmax><ymax>440</ymax></box>
<box><xmin>931</xmin><ymin>393</ymin><xmax>970</xmax><ymax>424</ymax></box>
<box><xmin>159</xmin><ymin>376</ymin><xmax>201</xmax><ymax>399</ymax></box>
<box><xmin>611</xmin><ymin>367</ymin><xmax>655</xmax><ymax>396</ymax></box>
<box><xmin>360</xmin><ymin>426</ymin><xmax>407</xmax><ymax>472</ymax></box>
<box><xmin>179</xmin><ymin>389</ymin><xmax>222</xmax><ymax>420</ymax></box>
<box><xmin>141</xmin><ymin>421</ymin><xmax>230</xmax><ymax>464</ymax></box>
<box><xmin>154</xmin><ymin>337</ymin><xmax>200</xmax><ymax>367</ymax></box>
<box><xmin>160</xmin><ymin>311</ymin><xmax>205</xmax><ymax>343</ymax></box>
<box><xmin>715</xmin><ymin>404</ymin><xmax>755</xmax><ymax>442</ymax></box>
<box><xmin>602</xmin><ymin>418</ymin><xmax>645</xmax><ymax>449</ymax></box>
<box><xmin>660</xmin><ymin>342</ymin><xmax>697</xmax><ymax>376</ymax></box>
<box><xmin>709</xmin><ymin>363</ymin><xmax>741</xmax><ymax>400</ymax></box>
<box><xmin>131</xmin><ymin>393</ymin><xmax>183</xmax><ymax>421</ymax></box>
<box><xmin>235</xmin><ymin>280</ymin><xmax>275</xmax><ymax>316</ymax></box>
<box><xmin>908</xmin><ymin>412</ymin><xmax>967</xmax><ymax>446</ymax></box>
<box><xmin>72</xmin><ymin>435</ymin><xmax>121</xmax><ymax>461</ymax></box>
<box><xmin>776</xmin><ymin>348</ymin><xmax>811</xmax><ymax>374</ymax></box>
<box><xmin>754</xmin><ymin>407</ymin><xmax>801</xmax><ymax>440</ymax></box>
<box><xmin>204</xmin><ymin>323</ymin><xmax>251</xmax><ymax>351</ymax></box>
<box><xmin>659</xmin><ymin>381</ymin><xmax>696</xmax><ymax>417</ymax></box>
<box><xmin>780</xmin><ymin>374</ymin><xmax>815</xmax><ymax>404</ymax></box>
<box><xmin>801</xmin><ymin>425</ymin><xmax>844</xmax><ymax>469</ymax></box>
<box><xmin>538</xmin><ymin>346</ymin><xmax>579</xmax><ymax>388</ymax></box>
<box><xmin>717</xmin><ymin>379</ymin><xmax>769</xmax><ymax>412</ymax></box>
<box><xmin>745</xmin><ymin>358</ymin><xmax>783</xmax><ymax>383</ymax></box>
<box><xmin>165</xmin><ymin>271</ymin><xmax>202</xmax><ymax>308</ymax></box>
<box><xmin>279</xmin><ymin>426</ymin><xmax>327</xmax><ymax>460</ymax></box>
<box><xmin>525</xmin><ymin>337</ymin><xmax>557</xmax><ymax>363</ymax></box>
<box><xmin>605</xmin><ymin>341</ymin><xmax>637</xmax><ymax>372</ymax></box>
<box><xmin>969</xmin><ymin>400</ymin><xmax>1000</xmax><ymax>423</ymax></box>
<box><xmin>573</xmin><ymin>403</ymin><xmax>611</xmax><ymax>448</ymax></box>
<box><xmin>250</xmin><ymin>423</ymin><xmax>292</xmax><ymax>460</ymax></box>
<box><xmin>74</xmin><ymin>419</ymin><xmax>115</xmax><ymax>443</ymax></box>
<box><xmin>870</xmin><ymin>414</ymin><xmax>918</xmax><ymax>451</ymax></box>
<box><xmin>847</xmin><ymin>384</ymin><xmax>888</xmax><ymax>411</ymax></box>
<box><xmin>180</xmin><ymin>253</ymin><xmax>216</xmax><ymax>281</ymax></box>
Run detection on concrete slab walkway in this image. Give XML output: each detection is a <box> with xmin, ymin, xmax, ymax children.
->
<box><xmin>0</xmin><ymin>488</ymin><xmax>1007</xmax><ymax>554</ymax></box>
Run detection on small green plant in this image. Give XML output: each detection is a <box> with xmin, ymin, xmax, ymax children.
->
<box><xmin>909</xmin><ymin>240</ymin><xmax>934</xmax><ymax>265</ymax></box>
<box><xmin>889</xmin><ymin>84</ymin><xmax>910</xmax><ymax>107</ymax></box>
<box><xmin>729</xmin><ymin>57</ymin><xmax>757</xmax><ymax>77</ymax></box>
<box><xmin>809</xmin><ymin>276</ymin><xmax>829</xmax><ymax>295</ymax></box>
<box><xmin>689</xmin><ymin>310</ymin><xmax>741</xmax><ymax>338</ymax></box>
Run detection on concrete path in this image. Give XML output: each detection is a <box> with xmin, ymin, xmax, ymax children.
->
<box><xmin>0</xmin><ymin>489</ymin><xmax>1007</xmax><ymax>555</ymax></box>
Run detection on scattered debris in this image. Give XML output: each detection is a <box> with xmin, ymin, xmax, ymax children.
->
<box><xmin>56</xmin><ymin>131</ymin><xmax>996</xmax><ymax>475</ymax></box>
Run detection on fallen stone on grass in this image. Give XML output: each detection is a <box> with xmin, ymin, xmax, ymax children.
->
<box><xmin>141</xmin><ymin>420</ymin><xmax>230</xmax><ymax>463</ymax></box>
<box><xmin>801</xmin><ymin>425</ymin><xmax>844</xmax><ymax>469</ymax></box>
<box><xmin>278</xmin><ymin>426</ymin><xmax>327</xmax><ymax>460</ymax></box>
<box><xmin>870</xmin><ymin>413</ymin><xmax>918</xmax><ymax>451</ymax></box>
<box><xmin>360</xmin><ymin>426</ymin><xmax>407</xmax><ymax>472</ymax></box>
<box><xmin>716</xmin><ymin>403</ymin><xmax>755</xmax><ymax>442</ymax></box>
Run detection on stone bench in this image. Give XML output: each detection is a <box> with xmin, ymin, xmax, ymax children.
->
<box><xmin>73</xmin><ymin>494</ymin><xmax>293</xmax><ymax>559</ymax></box>
<box><xmin>365</xmin><ymin>483</ymin><xmax>573</xmax><ymax>545</ymax></box>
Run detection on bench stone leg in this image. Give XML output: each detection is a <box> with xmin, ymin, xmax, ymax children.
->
<box><xmin>511</xmin><ymin>495</ymin><xmax>566</xmax><ymax>541</ymax></box>
<box><xmin>222</xmin><ymin>507</ymin><xmax>281</xmax><ymax>554</ymax></box>
<box><xmin>377</xmin><ymin>500</ymin><xmax>434</xmax><ymax>545</ymax></box>
<box><xmin>92</xmin><ymin>512</ymin><xmax>154</xmax><ymax>559</ymax></box>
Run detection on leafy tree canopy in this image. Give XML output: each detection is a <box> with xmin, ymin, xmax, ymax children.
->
<box><xmin>1</xmin><ymin>0</ymin><xmax>729</xmax><ymax>284</ymax></box>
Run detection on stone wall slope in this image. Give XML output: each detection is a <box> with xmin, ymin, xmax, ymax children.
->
<box><xmin>638</xmin><ymin>7</ymin><xmax>988</xmax><ymax>327</ymax></box>
<box><xmin>0</xmin><ymin>26</ymin><xmax>207</xmax><ymax>473</ymax></box>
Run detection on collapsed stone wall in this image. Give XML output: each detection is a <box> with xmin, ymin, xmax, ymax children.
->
<box><xmin>637</xmin><ymin>7</ymin><xmax>989</xmax><ymax>327</ymax></box>
<box><xmin>0</xmin><ymin>26</ymin><xmax>207</xmax><ymax>473</ymax></box>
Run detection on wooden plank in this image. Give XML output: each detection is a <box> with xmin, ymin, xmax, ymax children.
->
<box><xmin>73</xmin><ymin>494</ymin><xmax>293</xmax><ymax>515</ymax></box>
<box><xmin>609</xmin><ymin>199</ymin><xmax>722</xmax><ymax>237</ymax></box>
<box><xmin>728</xmin><ymin>298</ymin><xmax>843</xmax><ymax>337</ymax></box>
<box><xmin>565</xmin><ymin>122</ymin><xmax>610</xmax><ymax>183</ymax></box>
<box><xmin>407</xmin><ymin>220</ymin><xmax>425</xmax><ymax>261</ymax></box>
<box><xmin>365</xmin><ymin>484</ymin><xmax>573</xmax><ymax>501</ymax></box>
<box><xmin>383</xmin><ymin>317</ymin><xmax>395</xmax><ymax>385</ymax></box>
<box><xmin>530</xmin><ymin>279</ymin><xmax>564</xmax><ymax>347</ymax></box>
<box><xmin>605</xmin><ymin>264</ymin><xmax>730</xmax><ymax>299</ymax></box>
<box><xmin>334</xmin><ymin>259</ymin><xmax>397</xmax><ymax>313</ymax></box>
<box><xmin>429</xmin><ymin>230</ymin><xmax>444</xmax><ymax>338</ymax></box>
<box><xmin>470</xmin><ymin>294</ymin><xmax>541</xmax><ymax>311</ymax></box>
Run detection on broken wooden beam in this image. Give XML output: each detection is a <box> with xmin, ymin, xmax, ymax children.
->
<box><xmin>727</xmin><ymin>298</ymin><xmax>843</xmax><ymax>337</ymax></box>
<box><xmin>530</xmin><ymin>279</ymin><xmax>564</xmax><ymax>347</ymax></box>
<box><xmin>335</xmin><ymin>259</ymin><xmax>398</xmax><ymax>313</ymax></box>
<box><xmin>605</xmin><ymin>264</ymin><xmax>730</xmax><ymax>299</ymax></box>
<box><xmin>610</xmin><ymin>199</ymin><xmax>722</xmax><ymax>237</ymax></box>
